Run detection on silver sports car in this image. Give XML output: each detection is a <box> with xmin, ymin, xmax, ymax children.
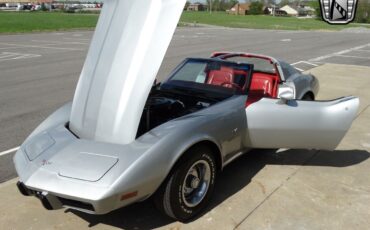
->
<box><xmin>14</xmin><ymin>0</ymin><xmax>359</xmax><ymax>222</ymax></box>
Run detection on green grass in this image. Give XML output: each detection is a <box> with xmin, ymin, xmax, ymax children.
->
<box><xmin>1</xmin><ymin>11</ymin><xmax>369</xmax><ymax>34</ymax></box>
<box><xmin>180</xmin><ymin>11</ymin><xmax>370</xmax><ymax>31</ymax></box>
<box><xmin>0</xmin><ymin>12</ymin><xmax>99</xmax><ymax>33</ymax></box>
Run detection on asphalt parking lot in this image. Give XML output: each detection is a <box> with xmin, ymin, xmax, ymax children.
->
<box><xmin>0</xmin><ymin>26</ymin><xmax>370</xmax><ymax>229</ymax></box>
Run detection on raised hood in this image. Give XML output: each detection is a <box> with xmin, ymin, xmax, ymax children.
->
<box><xmin>69</xmin><ymin>0</ymin><xmax>186</xmax><ymax>145</ymax></box>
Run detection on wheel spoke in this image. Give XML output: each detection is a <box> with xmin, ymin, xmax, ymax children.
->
<box><xmin>182</xmin><ymin>159</ymin><xmax>212</xmax><ymax>208</ymax></box>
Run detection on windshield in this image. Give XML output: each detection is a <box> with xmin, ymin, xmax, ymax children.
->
<box><xmin>162</xmin><ymin>58</ymin><xmax>253</xmax><ymax>96</ymax></box>
<box><xmin>224</xmin><ymin>56</ymin><xmax>275</xmax><ymax>74</ymax></box>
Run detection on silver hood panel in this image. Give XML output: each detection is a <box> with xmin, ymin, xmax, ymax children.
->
<box><xmin>69</xmin><ymin>0</ymin><xmax>186</xmax><ymax>145</ymax></box>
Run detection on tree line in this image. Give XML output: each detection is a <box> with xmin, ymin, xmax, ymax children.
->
<box><xmin>185</xmin><ymin>0</ymin><xmax>310</xmax><ymax>12</ymax></box>
<box><xmin>185</xmin><ymin>0</ymin><xmax>239</xmax><ymax>11</ymax></box>
<box><xmin>185</xmin><ymin>0</ymin><xmax>369</xmax><ymax>23</ymax></box>
<box><xmin>355</xmin><ymin>0</ymin><xmax>370</xmax><ymax>23</ymax></box>
<box><xmin>185</xmin><ymin>0</ymin><xmax>300</xmax><ymax>15</ymax></box>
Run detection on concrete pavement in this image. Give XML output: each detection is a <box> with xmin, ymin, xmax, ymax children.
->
<box><xmin>0</xmin><ymin>63</ymin><xmax>369</xmax><ymax>230</ymax></box>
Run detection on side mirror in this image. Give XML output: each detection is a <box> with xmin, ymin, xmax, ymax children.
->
<box><xmin>278</xmin><ymin>84</ymin><xmax>295</xmax><ymax>103</ymax></box>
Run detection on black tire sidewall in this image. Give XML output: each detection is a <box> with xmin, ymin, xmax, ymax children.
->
<box><xmin>302</xmin><ymin>94</ymin><xmax>314</xmax><ymax>101</ymax></box>
<box><xmin>168</xmin><ymin>147</ymin><xmax>216</xmax><ymax>221</ymax></box>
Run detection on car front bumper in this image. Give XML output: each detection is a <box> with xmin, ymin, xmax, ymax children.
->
<box><xmin>16</xmin><ymin>181</ymin><xmax>126</xmax><ymax>214</ymax></box>
<box><xmin>16</xmin><ymin>179</ymin><xmax>148</xmax><ymax>215</ymax></box>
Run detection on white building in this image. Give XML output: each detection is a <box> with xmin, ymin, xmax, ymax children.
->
<box><xmin>280</xmin><ymin>5</ymin><xmax>298</xmax><ymax>16</ymax></box>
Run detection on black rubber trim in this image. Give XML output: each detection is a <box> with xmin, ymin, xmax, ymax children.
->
<box><xmin>16</xmin><ymin>182</ymin><xmax>33</xmax><ymax>196</ymax></box>
<box><xmin>36</xmin><ymin>194</ymin><xmax>54</xmax><ymax>210</ymax></box>
<box><xmin>58</xmin><ymin>197</ymin><xmax>95</xmax><ymax>212</ymax></box>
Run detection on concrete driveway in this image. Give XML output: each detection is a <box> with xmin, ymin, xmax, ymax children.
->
<box><xmin>0</xmin><ymin>63</ymin><xmax>369</xmax><ymax>229</ymax></box>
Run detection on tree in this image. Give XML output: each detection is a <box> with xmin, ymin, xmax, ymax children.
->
<box><xmin>279</xmin><ymin>0</ymin><xmax>290</xmax><ymax>7</ymax></box>
<box><xmin>220</xmin><ymin>0</ymin><xmax>230</xmax><ymax>11</ymax></box>
<box><xmin>263</xmin><ymin>0</ymin><xmax>276</xmax><ymax>5</ymax></box>
<box><xmin>308</xmin><ymin>0</ymin><xmax>322</xmax><ymax>20</ymax></box>
<box><xmin>224</xmin><ymin>0</ymin><xmax>239</xmax><ymax>10</ymax></box>
<box><xmin>214</xmin><ymin>0</ymin><xmax>221</xmax><ymax>11</ymax></box>
<box><xmin>249</xmin><ymin>1</ymin><xmax>264</xmax><ymax>15</ymax></box>
<box><xmin>185</xmin><ymin>1</ymin><xmax>190</xmax><ymax>10</ymax></box>
<box><xmin>355</xmin><ymin>0</ymin><xmax>370</xmax><ymax>23</ymax></box>
<box><xmin>40</xmin><ymin>2</ymin><xmax>47</xmax><ymax>11</ymax></box>
<box><xmin>207</xmin><ymin>0</ymin><xmax>238</xmax><ymax>11</ymax></box>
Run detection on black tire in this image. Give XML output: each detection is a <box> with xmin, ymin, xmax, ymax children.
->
<box><xmin>302</xmin><ymin>93</ymin><xmax>314</xmax><ymax>101</ymax></box>
<box><xmin>154</xmin><ymin>145</ymin><xmax>217</xmax><ymax>221</ymax></box>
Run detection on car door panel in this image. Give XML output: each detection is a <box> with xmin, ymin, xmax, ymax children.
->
<box><xmin>245</xmin><ymin>96</ymin><xmax>359</xmax><ymax>150</ymax></box>
<box><xmin>202</xmin><ymin>96</ymin><xmax>247</xmax><ymax>160</ymax></box>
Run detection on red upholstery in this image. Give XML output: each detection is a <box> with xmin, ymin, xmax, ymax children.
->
<box><xmin>207</xmin><ymin>67</ymin><xmax>234</xmax><ymax>88</ymax></box>
<box><xmin>249</xmin><ymin>73</ymin><xmax>278</xmax><ymax>97</ymax></box>
<box><xmin>246</xmin><ymin>72</ymin><xmax>279</xmax><ymax>107</ymax></box>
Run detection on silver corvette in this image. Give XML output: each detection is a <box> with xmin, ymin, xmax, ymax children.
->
<box><xmin>14</xmin><ymin>0</ymin><xmax>359</xmax><ymax>222</ymax></box>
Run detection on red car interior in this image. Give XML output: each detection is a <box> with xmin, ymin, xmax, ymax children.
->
<box><xmin>206</xmin><ymin>66</ymin><xmax>279</xmax><ymax>102</ymax></box>
<box><xmin>207</xmin><ymin>52</ymin><xmax>281</xmax><ymax>107</ymax></box>
<box><xmin>207</xmin><ymin>67</ymin><xmax>235</xmax><ymax>88</ymax></box>
<box><xmin>246</xmin><ymin>72</ymin><xmax>279</xmax><ymax>107</ymax></box>
<box><xmin>250</xmin><ymin>72</ymin><xmax>279</xmax><ymax>98</ymax></box>
<box><xmin>206</xmin><ymin>67</ymin><xmax>250</xmax><ymax>90</ymax></box>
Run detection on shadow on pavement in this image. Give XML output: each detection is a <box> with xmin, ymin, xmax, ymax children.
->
<box><xmin>71</xmin><ymin>149</ymin><xmax>369</xmax><ymax>229</ymax></box>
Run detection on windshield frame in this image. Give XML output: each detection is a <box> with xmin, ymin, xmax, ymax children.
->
<box><xmin>161</xmin><ymin>58</ymin><xmax>254</xmax><ymax>97</ymax></box>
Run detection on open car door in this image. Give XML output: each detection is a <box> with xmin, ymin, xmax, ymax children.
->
<box><xmin>245</xmin><ymin>96</ymin><xmax>359</xmax><ymax>150</ymax></box>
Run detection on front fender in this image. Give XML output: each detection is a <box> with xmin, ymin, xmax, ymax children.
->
<box><xmin>25</xmin><ymin>102</ymin><xmax>72</xmax><ymax>142</ymax></box>
<box><xmin>118</xmin><ymin>116</ymin><xmax>223</xmax><ymax>199</ymax></box>
<box><xmin>171</xmin><ymin>135</ymin><xmax>222</xmax><ymax>166</ymax></box>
